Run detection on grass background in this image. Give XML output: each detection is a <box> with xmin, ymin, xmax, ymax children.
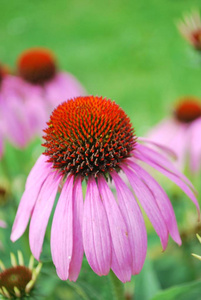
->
<box><xmin>1</xmin><ymin>1</ymin><xmax>201</xmax><ymax>299</ymax></box>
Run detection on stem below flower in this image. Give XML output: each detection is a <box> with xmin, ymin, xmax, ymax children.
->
<box><xmin>109</xmin><ymin>271</ymin><xmax>125</xmax><ymax>300</ymax></box>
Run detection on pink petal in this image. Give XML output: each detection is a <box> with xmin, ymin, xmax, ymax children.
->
<box><xmin>135</xmin><ymin>147</ymin><xmax>200</xmax><ymax>216</ymax></box>
<box><xmin>147</xmin><ymin>118</ymin><xmax>180</xmax><ymax>146</ymax></box>
<box><xmin>29</xmin><ymin>173</ymin><xmax>60</xmax><ymax>260</ymax></box>
<box><xmin>135</xmin><ymin>143</ymin><xmax>194</xmax><ymax>190</ymax></box>
<box><xmin>111</xmin><ymin>170</ymin><xmax>147</xmax><ymax>274</ymax></box>
<box><xmin>68</xmin><ymin>176</ymin><xmax>84</xmax><ymax>281</ymax></box>
<box><xmin>189</xmin><ymin>118</ymin><xmax>201</xmax><ymax>173</ymax></box>
<box><xmin>127</xmin><ymin>159</ymin><xmax>181</xmax><ymax>245</ymax></box>
<box><xmin>44</xmin><ymin>72</ymin><xmax>86</xmax><ymax>107</ymax></box>
<box><xmin>11</xmin><ymin>166</ymin><xmax>51</xmax><ymax>242</ymax></box>
<box><xmin>25</xmin><ymin>155</ymin><xmax>50</xmax><ymax>189</ymax></box>
<box><xmin>83</xmin><ymin>177</ymin><xmax>111</xmax><ymax>276</ymax></box>
<box><xmin>51</xmin><ymin>175</ymin><xmax>74</xmax><ymax>280</ymax></box>
<box><xmin>1</xmin><ymin>97</ymin><xmax>30</xmax><ymax>147</ymax></box>
<box><xmin>0</xmin><ymin>130</ymin><xmax>3</xmax><ymax>158</ymax></box>
<box><xmin>98</xmin><ymin>176</ymin><xmax>132</xmax><ymax>283</ymax></box>
<box><xmin>0</xmin><ymin>220</ymin><xmax>7</xmax><ymax>228</ymax></box>
<box><xmin>121</xmin><ymin>165</ymin><xmax>169</xmax><ymax>250</ymax></box>
<box><xmin>138</xmin><ymin>137</ymin><xmax>177</xmax><ymax>160</ymax></box>
<box><xmin>25</xmin><ymin>96</ymin><xmax>48</xmax><ymax>136</ymax></box>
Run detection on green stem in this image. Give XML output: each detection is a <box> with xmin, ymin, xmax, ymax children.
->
<box><xmin>109</xmin><ymin>271</ymin><xmax>125</xmax><ymax>300</ymax></box>
<box><xmin>67</xmin><ymin>281</ymin><xmax>90</xmax><ymax>300</ymax></box>
<box><xmin>1</xmin><ymin>155</ymin><xmax>12</xmax><ymax>180</ymax></box>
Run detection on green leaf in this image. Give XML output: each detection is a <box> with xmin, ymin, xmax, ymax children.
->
<box><xmin>152</xmin><ymin>280</ymin><xmax>201</xmax><ymax>300</ymax></box>
<box><xmin>134</xmin><ymin>257</ymin><xmax>161</xmax><ymax>300</ymax></box>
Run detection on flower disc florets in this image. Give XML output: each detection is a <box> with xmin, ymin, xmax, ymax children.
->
<box><xmin>43</xmin><ymin>96</ymin><xmax>136</xmax><ymax>177</ymax></box>
<box><xmin>174</xmin><ymin>98</ymin><xmax>201</xmax><ymax>123</ymax></box>
<box><xmin>0</xmin><ymin>266</ymin><xmax>32</xmax><ymax>297</ymax></box>
<box><xmin>0</xmin><ymin>252</ymin><xmax>42</xmax><ymax>299</ymax></box>
<box><xmin>17</xmin><ymin>48</ymin><xmax>56</xmax><ymax>85</ymax></box>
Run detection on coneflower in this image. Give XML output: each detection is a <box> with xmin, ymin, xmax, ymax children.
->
<box><xmin>11</xmin><ymin>96</ymin><xmax>199</xmax><ymax>283</ymax></box>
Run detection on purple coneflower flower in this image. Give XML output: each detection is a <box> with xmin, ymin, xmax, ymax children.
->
<box><xmin>147</xmin><ymin>97</ymin><xmax>201</xmax><ymax>173</ymax></box>
<box><xmin>11</xmin><ymin>96</ymin><xmax>199</xmax><ymax>283</ymax></box>
<box><xmin>177</xmin><ymin>10</ymin><xmax>201</xmax><ymax>51</ymax></box>
<box><xmin>17</xmin><ymin>47</ymin><xmax>86</xmax><ymax>110</ymax></box>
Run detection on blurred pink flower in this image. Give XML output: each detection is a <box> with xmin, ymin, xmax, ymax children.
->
<box><xmin>17</xmin><ymin>47</ymin><xmax>86</xmax><ymax>111</ymax></box>
<box><xmin>11</xmin><ymin>96</ymin><xmax>199</xmax><ymax>283</ymax></box>
<box><xmin>177</xmin><ymin>10</ymin><xmax>201</xmax><ymax>51</ymax></box>
<box><xmin>0</xmin><ymin>69</ymin><xmax>46</xmax><ymax>155</ymax></box>
<box><xmin>0</xmin><ymin>219</ymin><xmax>7</xmax><ymax>228</ymax></box>
<box><xmin>147</xmin><ymin>97</ymin><xmax>201</xmax><ymax>173</ymax></box>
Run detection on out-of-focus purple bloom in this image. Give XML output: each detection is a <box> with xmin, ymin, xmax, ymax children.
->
<box><xmin>147</xmin><ymin>97</ymin><xmax>201</xmax><ymax>173</ymax></box>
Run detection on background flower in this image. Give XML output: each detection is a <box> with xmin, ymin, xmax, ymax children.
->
<box><xmin>177</xmin><ymin>10</ymin><xmax>201</xmax><ymax>51</ymax></box>
<box><xmin>147</xmin><ymin>97</ymin><xmax>201</xmax><ymax>173</ymax></box>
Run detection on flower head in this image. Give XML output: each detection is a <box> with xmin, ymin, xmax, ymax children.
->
<box><xmin>17</xmin><ymin>48</ymin><xmax>57</xmax><ymax>85</ymax></box>
<box><xmin>43</xmin><ymin>96</ymin><xmax>135</xmax><ymax>177</ymax></box>
<box><xmin>174</xmin><ymin>97</ymin><xmax>201</xmax><ymax>123</ymax></box>
<box><xmin>11</xmin><ymin>96</ymin><xmax>199</xmax><ymax>283</ymax></box>
<box><xmin>147</xmin><ymin>96</ymin><xmax>201</xmax><ymax>173</ymax></box>
<box><xmin>16</xmin><ymin>47</ymin><xmax>86</xmax><ymax>107</ymax></box>
<box><xmin>0</xmin><ymin>251</ymin><xmax>42</xmax><ymax>299</ymax></box>
<box><xmin>177</xmin><ymin>10</ymin><xmax>201</xmax><ymax>51</ymax></box>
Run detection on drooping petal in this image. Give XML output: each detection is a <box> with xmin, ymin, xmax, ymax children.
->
<box><xmin>121</xmin><ymin>165</ymin><xmax>169</xmax><ymax>250</ymax></box>
<box><xmin>189</xmin><ymin>118</ymin><xmax>201</xmax><ymax>173</ymax></box>
<box><xmin>69</xmin><ymin>176</ymin><xmax>84</xmax><ymax>281</ymax></box>
<box><xmin>83</xmin><ymin>177</ymin><xmax>111</xmax><ymax>276</ymax></box>
<box><xmin>25</xmin><ymin>154</ymin><xmax>50</xmax><ymax>189</ymax></box>
<box><xmin>11</xmin><ymin>166</ymin><xmax>51</xmax><ymax>242</ymax></box>
<box><xmin>44</xmin><ymin>72</ymin><xmax>86</xmax><ymax>107</ymax></box>
<box><xmin>111</xmin><ymin>170</ymin><xmax>147</xmax><ymax>274</ymax></box>
<box><xmin>1</xmin><ymin>96</ymin><xmax>30</xmax><ymax>147</ymax></box>
<box><xmin>135</xmin><ymin>146</ymin><xmax>200</xmax><ymax>215</ymax></box>
<box><xmin>147</xmin><ymin>118</ymin><xmax>180</xmax><ymax>147</ymax></box>
<box><xmin>51</xmin><ymin>175</ymin><xmax>74</xmax><ymax>280</ymax></box>
<box><xmin>0</xmin><ymin>130</ymin><xmax>3</xmax><ymax>158</ymax></box>
<box><xmin>29</xmin><ymin>172</ymin><xmax>60</xmax><ymax>260</ymax></box>
<box><xmin>25</xmin><ymin>96</ymin><xmax>48</xmax><ymax>136</ymax></box>
<box><xmin>146</xmin><ymin>120</ymin><xmax>188</xmax><ymax>170</ymax></box>
<box><xmin>138</xmin><ymin>137</ymin><xmax>178</xmax><ymax>159</ymax></box>
<box><xmin>98</xmin><ymin>175</ymin><xmax>132</xmax><ymax>283</ymax></box>
<box><xmin>135</xmin><ymin>143</ymin><xmax>194</xmax><ymax>190</ymax></box>
<box><xmin>127</xmin><ymin>159</ymin><xmax>181</xmax><ymax>245</ymax></box>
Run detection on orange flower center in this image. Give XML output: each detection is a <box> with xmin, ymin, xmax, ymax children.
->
<box><xmin>0</xmin><ymin>266</ymin><xmax>32</xmax><ymax>297</ymax></box>
<box><xmin>174</xmin><ymin>98</ymin><xmax>201</xmax><ymax>123</ymax></box>
<box><xmin>192</xmin><ymin>29</ymin><xmax>201</xmax><ymax>50</ymax></box>
<box><xmin>17</xmin><ymin>48</ymin><xmax>56</xmax><ymax>85</ymax></box>
<box><xmin>43</xmin><ymin>96</ymin><xmax>135</xmax><ymax>177</ymax></box>
<box><xmin>0</xmin><ymin>64</ymin><xmax>9</xmax><ymax>85</ymax></box>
